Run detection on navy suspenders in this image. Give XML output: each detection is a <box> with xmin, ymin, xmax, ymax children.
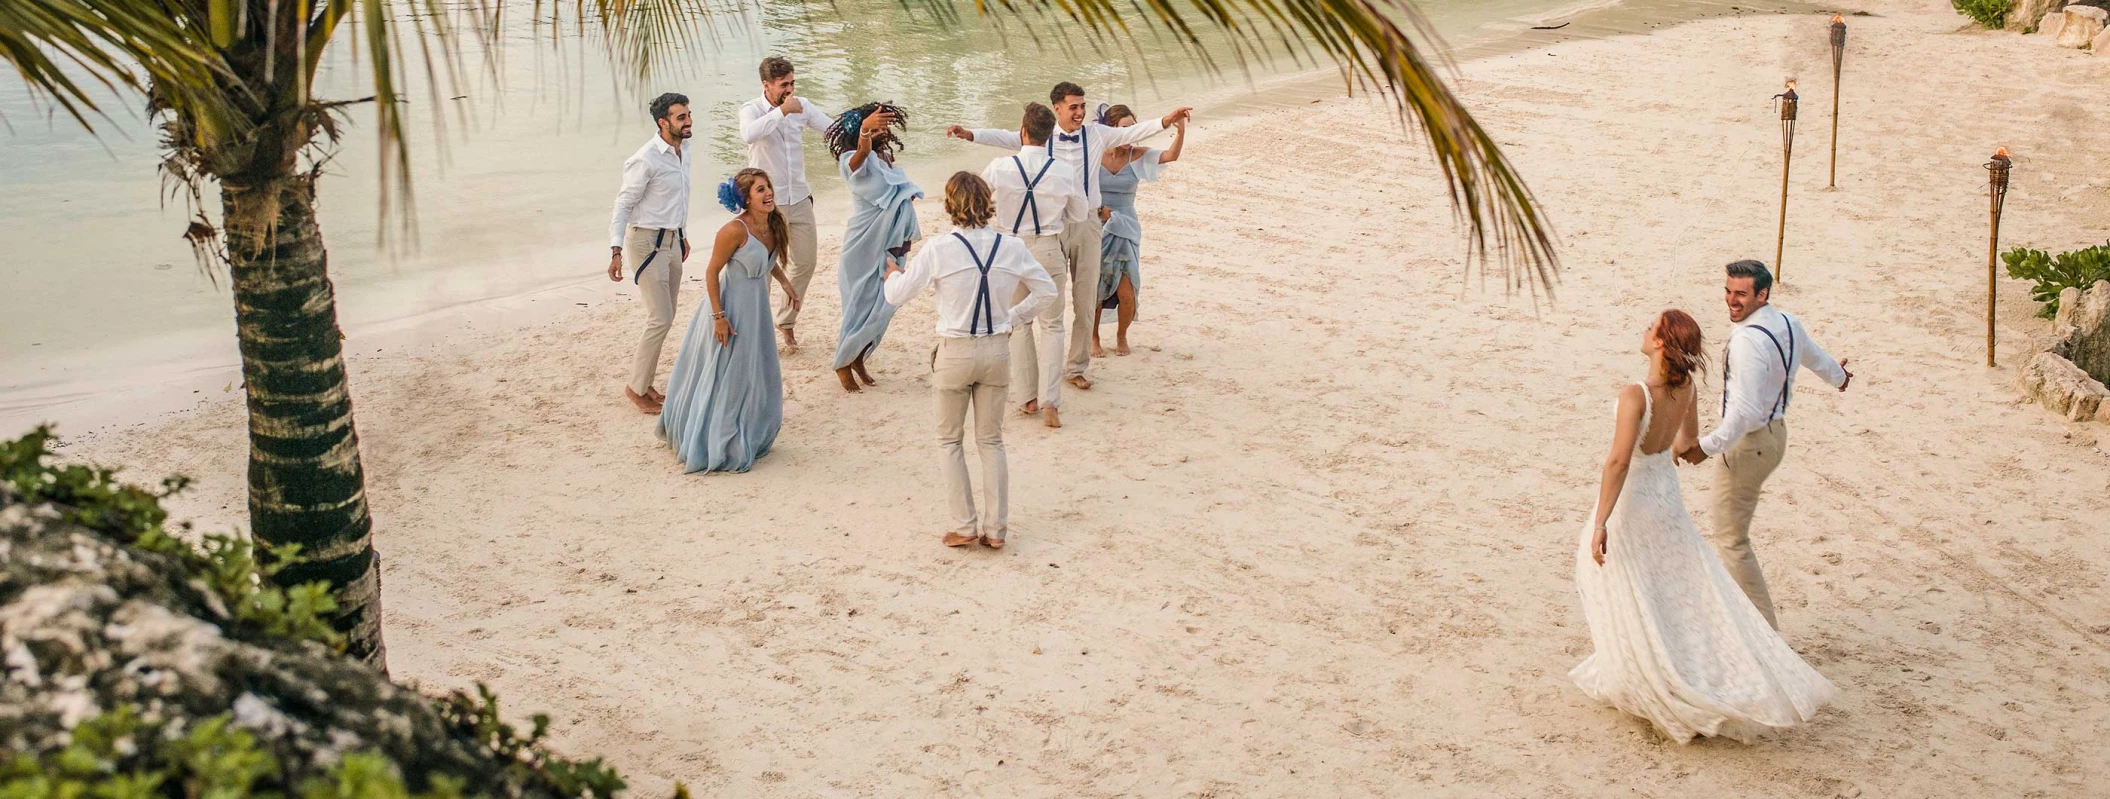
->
<box><xmin>632</xmin><ymin>227</ymin><xmax>685</xmax><ymax>283</ymax></box>
<box><xmin>1079</xmin><ymin>125</ymin><xmax>1091</xmax><ymax>197</ymax></box>
<box><xmin>1010</xmin><ymin>156</ymin><xmax>1056</xmax><ymax>236</ymax></box>
<box><xmin>1722</xmin><ymin>316</ymin><xmax>1797</xmax><ymax>417</ymax></box>
<box><xmin>952</xmin><ymin>231</ymin><xmax>1002</xmax><ymax>336</ymax></box>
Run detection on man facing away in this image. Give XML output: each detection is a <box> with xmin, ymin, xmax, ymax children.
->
<box><xmin>946</xmin><ymin>83</ymin><xmax>1190</xmax><ymax>391</ymax></box>
<box><xmin>883</xmin><ymin>172</ymin><xmax>1057</xmax><ymax>550</ymax></box>
<box><xmin>737</xmin><ymin>56</ymin><xmax>834</xmax><ymax>354</ymax></box>
<box><xmin>606</xmin><ymin>92</ymin><xmax>695</xmax><ymax>415</ymax></box>
<box><xmin>980</xmin><ymin>102</ymin><xmax>1087</xmax><ymax>429</ymax></box>
<box><xmin>1679</xmin><ymin>259</ymin><xmax>1854</xmax><ymax>629</ymax></box>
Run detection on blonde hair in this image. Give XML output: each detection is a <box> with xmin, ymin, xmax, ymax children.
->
<box><xmin>944</xmin><ymin>172</ymin><xmax>995</xmax><ymax>228</ymax></box>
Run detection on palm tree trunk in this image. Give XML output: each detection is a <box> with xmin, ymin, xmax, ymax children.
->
<box><xmin>221</xmin><ymin>174</ymin><xmax>386</xmax><ymax>668</ymax></box>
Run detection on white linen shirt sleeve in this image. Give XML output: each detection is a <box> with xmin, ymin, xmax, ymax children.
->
<box><xmin>1002</xmin><ymin>237</ymin><xmax>1058</xmax><ymax>328</ymax></box>
<box><xmin>1700</xmin><ymin>328</ymin><xmax>1786</xmax><ymax>456</ymax></box>
<box><xmin>802</xmin><ymin>101</ymin><xmax>834</xmax><ymax>133</ymax></box>
<box><xmin>883</xmin><ymin>239</ymin><xmax>941</xmax><ymax>308</ymax></box>
<box><xmin>1795</xmin><ymin>318</ymin><xmax>1849</xmax><ymax>388</ymax></box>
<box><xmin>609</xmin><ymin>154</ymin><xmax>651</xmax><ymax>247</ymax></box>
<box><xmin>1098</xmin><ymin>118</ymin><xmax>1165</xmax><ymax>148</ymax></box>
<box><xmin>738</xmin><ymin>102</ymin><xmax>783</xmax><ymax>143</ymax></box>
<box><xmin>968</xmin><ymin>128</ymin><xmax>1023</xmax><ymax>151</ymax></box>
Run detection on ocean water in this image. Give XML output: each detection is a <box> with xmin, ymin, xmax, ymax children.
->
<box><xmin>0</xmin><ymin>0</ymin><xmax>1621</xmax><ymax>431</ymax></box>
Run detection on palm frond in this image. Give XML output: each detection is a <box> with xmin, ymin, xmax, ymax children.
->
<box><xmin>0</xmin><ymin>0</ymin><xmax>229</xmax><ymax>131</ymax></box>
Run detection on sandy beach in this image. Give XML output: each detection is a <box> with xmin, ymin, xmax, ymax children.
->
<box><xmin>47</xmin><ymin>0</ymin><xmax>2110</xmax><ymax>794</ymax></box>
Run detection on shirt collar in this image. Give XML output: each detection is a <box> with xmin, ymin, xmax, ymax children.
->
<box><xmin>649</xmin><ymin>134</ymin><xmax>679</xmax><ymax>156</ymax></box>
<box><xmin>1019</xmin><ymin>145</ymin><xmax>1050</xmax><ymax>157</ymax></box>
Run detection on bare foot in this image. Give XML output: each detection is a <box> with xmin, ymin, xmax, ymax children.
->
<box><xmin>779</xmin><ymin>327</ymin><xmax>800</xmax><ymax>355</ymax></box>
<box><xmin>645</xmin><ymin>387</ymin><xmax>666</xmax><ymax>403</ymax></box>
<box><xmin>1114</xmin><ymin>339</ymin><xmax>1131</xmax><ymax>356</ymax></box>
<box><xmin>852</xmin><ymin>358</ymin><xmax>877</xmax><ymax>387</ymax></box>
<box><xmin>624</xmin><ymin>387</ymin><xmax>662</xmax><ymax>415</ymax></box>
<box><xmin>1091</xmin><ymin>341</ymin><xmax>1106</xmax><ymax>358</ymax></box>
<box><xmin>1021</xmin><ymin>399</ymin><xmax>1039</xmax><ymax>415</ymax></box>
<box><xmin>980</xmin><ymin>534</ymin><xmax>1005</xmax><ymax>550</ymax></box>
<box><xmin>835</xmin><ymin>367</ymin><xmax>862</xmax><ymax>393</ymax></box>
<box><xmin>943</xmin><ymin>532</ymin><xmax>978</xmax><ymax>547</ymax></box>
<box><xmin>1042</xmin><ymin>407</ymin><xmax>1062</xmax><ymax>428</ymax></box>
<box><xmin>1066</xmin><ymin>375</ymin><xmax>1093</xmax><ymax>391</ymax></box>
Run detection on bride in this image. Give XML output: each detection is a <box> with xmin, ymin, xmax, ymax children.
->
<box><xmin>1571</xmin><ymin>309</ymin><xmax>1835</xmax><ymax>743</ymax></box>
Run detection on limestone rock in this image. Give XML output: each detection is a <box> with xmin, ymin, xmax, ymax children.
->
<box><xmin>2012</xmin><ymin>0</ymin><xmax>2068</xmax><ymax>31</ymax></box>
<box><xmin>2095</xmin><ymin>24</ymin><xmax>2110</xmax><ymax>50</ymax></box>
<box><xmin>2050</xmin><ymin>280</ymin><xmax>2110</xmax><ymax>381</ymax></box>
<box><xmin>2055</xmin><ymin>5</ymin><xmax>2107</xmax><ymax>47</ymax></box>
<box><xmin>2039</xmin><ymin>9</ymin><xmax>2068</xmax><ymax>37</ymax></box>
<box><xmin>2021</xmin><ymin>352</ymin><xmax>2110</xmax><ymax>421</ymax></box>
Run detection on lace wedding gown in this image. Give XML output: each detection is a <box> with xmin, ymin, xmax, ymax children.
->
<box><xmin>1571</xmin><ymin>384</ymin><xmax>1836</xmax><ymax>743</ymax></box>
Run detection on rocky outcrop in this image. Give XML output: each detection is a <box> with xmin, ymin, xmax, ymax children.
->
<box><xmin>2020</xmin><ymin>281</ymin><xmax>2110</xmax><ymax>422</ymax></box>
<box><xmin>2095</xmin><ymin>24</ymin><xmax>2110</xmax><ymax>51</ymax></box>
<box><xmin>2055</xmin><ymin>5</ymin><xmax>2107</xmax><ymax>47</ymax></box>
<box><xmin>2012</xmin><ymin>0</ymin><xmax>2068</xmax><ymax>31</ymax></box>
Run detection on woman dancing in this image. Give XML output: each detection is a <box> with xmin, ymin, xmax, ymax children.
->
<box><xmin>658</xmin><ymin>168</ymin><xmax>802</xmax><ymax>473</ymax></box>
<box><xmin>828</xmin><ymin>102</ymin><xmax>923</xmax><ymax>393</ymax></box>
<box><xmin>1092</xmin><ymin>104</ymin><xmax>1184</xmax><ymax>358</ymax></box>
<box><xmin>1571</xmin><ymin>310</ymin><xmax>1835</xmax><ymax>743</ymax></box>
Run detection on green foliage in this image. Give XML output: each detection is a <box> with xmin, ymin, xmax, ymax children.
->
<box><xmin>435</xmin><ymin>685</ymin><xmax>627</xmax><ymax>798</ymax></box>
<box><xmin>2003</xmin><ymin>242</ymin><xmax>2110</xmax><ymax>318</ymax></box>
<box><xmin>1</xmin><ymin>425</ymin><xmax>344</xmax><ymax>651</ymax></box>
<box><xmin>1953</xmin><ymin>0</ymin><xmax>2008</xmax><ymax>27</ymax></box>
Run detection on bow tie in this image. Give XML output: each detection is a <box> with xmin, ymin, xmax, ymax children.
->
<box><xmin>1056</xmin><ymin>132</ymin><xmax>1080</xmax><ymax>143</ymax></box>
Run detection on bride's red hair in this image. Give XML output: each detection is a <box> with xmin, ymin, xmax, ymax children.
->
<box><xmin>1655</xmin><ymin>310</ymin><xmax>1707</xmax><ymax>389</ymax></box>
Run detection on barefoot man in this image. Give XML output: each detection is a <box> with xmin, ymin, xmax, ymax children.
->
<box><xmin>607</xmin><ymin>92</ymin><xmax>695</xmax><ymax>414</ymax></box>
<box><xmin>738</xmin><ymin>56</ymin><xmax>833</xmax><ymax>354</ymax></box>
<box><xmin>1679</xmin><ymin>259</ymin><xmax>1853</xmax><ymax>629</ymax></box>
<box><xmin>946</xmin><ymin>83</ymin><xmax>1190</xmax><ymax>392</ymax></box>
<box><xmin>883</xmin><ymin>172</ymin><xmax>1057</xmax><ymax>549</ymax></box>
<box><xmin>981</xmin><ymin>102</ymin><xmax>1087</xmax><ymax>428</ymax></box>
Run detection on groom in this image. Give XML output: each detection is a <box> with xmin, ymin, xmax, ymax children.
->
<box><xmin>1679</xmin><ymin>259</ymin><xmax>1852</xmax><ymax>629</ymax></box>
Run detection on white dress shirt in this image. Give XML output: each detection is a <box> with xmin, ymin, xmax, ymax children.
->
<box><xmin>737</xmin><ymin>96</ymin><xmax>834</xmax><ymax>207</ymax></box>
<box><xmin>608</xmin><ymin>134</ymin><xmax>693</xmax><ymax>247</ymax></box>
<box><xmin>1700</xmin><ymin>304</ymin><xmax>1848</xmax><ymax>456</ymax></box>
<box><xmin>968</xmin><ymin>119</ymin><xmax>1165</xmax><ymax>208</ymax></box>
<box><xmin>980</xmin><ymin>146</ymin><xmax>1087</xmax><ymax>237</ymax></box>
<box><xmin>883</xmin><ymin>227</ymin><xmax>1057</xmax><ymax>338</ymax></box>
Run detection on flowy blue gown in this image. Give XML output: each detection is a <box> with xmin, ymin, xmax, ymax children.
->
<box><xmin>831</xmin><ymin>151</ymin><xmax>924</xmax><ymax>369</ymax></box>
<box><xmin>1097</xmin><ymin>148</ymin><xmax>1164</xmax><ymax>308</ymax></box>
<box><xmin>658</xmin><ymin>232</ymin><xmax>783</xmax><ymax>474</ymax></box>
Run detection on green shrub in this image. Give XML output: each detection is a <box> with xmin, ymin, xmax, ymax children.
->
<box><xmin>2003</xmin><ymin>242</ymin><xmax>2110</xmax><ymax>318</ymax></box>
<box><xmin>1953</xmin><ymin>0</ymin><xmax>2008</xmax><ymax>27</ymax></box>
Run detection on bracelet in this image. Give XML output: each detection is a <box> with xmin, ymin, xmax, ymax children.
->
<box><xmin>711</xmin><ymin>311</ymin><xmax>726</xmax><ymax>319</ymax></box>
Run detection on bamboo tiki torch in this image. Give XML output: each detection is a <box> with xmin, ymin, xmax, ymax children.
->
<box><xmin>1985</xmin><ymin>148</ymin><xmax>2011</xmax><ymax>368</ymax></box>
<box><xmin>1828</xmin><ymin>15</ymin><xmax>1846</xmax><ymax>189</ymax></box>
<box><xmin>1775</xmin><ymin>80</ymin><xmax>1799</xmax><ymax>282</ymax></box>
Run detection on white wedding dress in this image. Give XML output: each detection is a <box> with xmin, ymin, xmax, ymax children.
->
<box><xmin>1571</xmin><ymin>384</ymin><xmax>1836</xmax><ymax>743</ymax></box>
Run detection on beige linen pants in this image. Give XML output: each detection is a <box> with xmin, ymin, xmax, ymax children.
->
<box><xmin>773</xmin><ymin>198</ymin><xmax>820</xmax><ymax>329</ymax></box>
<box><xmin>1061</xmin><ymin>216</ymin><xmax>1104</xmax><ymax>378</ymax></box>
<box><xmin>624</xmin><ymin>226</ymin><xmax>684</xmax><ymax>395</ymax></box>
<box><xmin>1709</xmin><ymin>419</ymin><xmax>1787</xmax><ymax>629</ymax></box>
<box><xmin>1008</xmin><ymin>233</ymin><xmax>1070</xmax><ymax>410</ymax></box>
<box><xmin>935</xmin><ymin>335</ymin><xmax>1011</xmax><ymax>537</ymax></box>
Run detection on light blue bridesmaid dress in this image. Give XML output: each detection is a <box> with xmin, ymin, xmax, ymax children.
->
<box><xmin>832</xmin><ymin>152</ymin><xmax>924</xmax><ymax>369</ymax></box>
<box><xmin>658</xmin><ymin>228</ymin><xmax>783</xmax><ymax>474</ymax></box>
<box><xmin>1097</xmin><ymin>147</ymin><xmax>1165</xmax><ymax>307</ymax></box>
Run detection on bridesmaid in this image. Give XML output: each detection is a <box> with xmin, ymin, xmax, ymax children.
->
<box><xmin>1092</xmin><ymin>104</ymin><xmax>1184</xmax><ymax>358</ymax></box>
<box><xmin>827</xmin><ymin>102</ymin><xmax>923</xmax><ymax>393</ymax></box>
<box><xmin>658</xmin><ymin>168</ymin><xmax>802</xmax><ymax>473</ymax></box>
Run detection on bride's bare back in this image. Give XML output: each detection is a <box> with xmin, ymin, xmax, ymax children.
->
<box><xmin>1636</xmin><ymin>382</ymin><xmax>1694</xmax><ymax>456</ymax></box>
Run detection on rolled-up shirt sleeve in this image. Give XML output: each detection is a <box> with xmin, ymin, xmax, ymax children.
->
<box><xmin>1700</xmin><ymin>329</ymin><xmax>1782</xmax><ymax>456</ymax></box>
<box><xmin>609</xmin><ymin>155</ymin><xmax>650</xmax><ymax>247</ymax></box>
<box><xmin>1797</xmin><ymin>321</ymin><xmax>1849</xmax><ymax>388</ymax></box>
<box><xmin>883</xmin><ymin>243</ymin><xmax>939</xmax><ymax>307</ymax></box>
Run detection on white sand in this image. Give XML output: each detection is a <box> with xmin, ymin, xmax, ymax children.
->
<box><xmin>58</xmin><ymin>0</ymin><xmax>2110</xmax><ymax>794</ymax></box>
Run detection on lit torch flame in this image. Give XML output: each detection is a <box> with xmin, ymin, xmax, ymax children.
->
<box><xmin>1832</xmin><ymin>13</ymin><xmax>1844</xmax><ymax>23</ymax></box>
<box><xmin>1994</xmin><ymin>146</ymin><xmax>2009</xmax><ymax>159</ymax></box>
<box><xmin>1786</xmin><ymin>79</ymin><xmax>1797</xmax><ymax>90</ymax></box>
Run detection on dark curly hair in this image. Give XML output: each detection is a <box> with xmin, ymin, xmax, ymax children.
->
<box><xmin>826</xmin><ymin>101</ymin><xmax>910</xmax><ymax>161</ymax></box>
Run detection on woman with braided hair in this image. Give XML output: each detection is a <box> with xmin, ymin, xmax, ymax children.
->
<box><xmin>826</xmin><ymin>102</ymin><xmax>923</xmax><ymax>393</ymax></box>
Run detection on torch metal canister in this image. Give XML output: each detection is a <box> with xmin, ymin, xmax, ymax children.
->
<box><xmin>1775</xmin><ymin>82</ymin><xmax>1798</xmax><ymax>282</ymax></box>
<box><xmin>1986</xmin><ymin>149</ymin><xmax>2011</xmax><ymax>367</ymax></box>
<box><xmin>1829</xmin><ymin>15</ymin><xmax>1846</xmax><ymax>189</ymax></box>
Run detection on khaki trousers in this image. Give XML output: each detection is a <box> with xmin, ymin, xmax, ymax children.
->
<box><xmin>773</xmin><ymin>198</ymin><xmax>820</xmax><ymax>329</ymax></box>
<box><xmin>1709</xmin><ymin>419</ymin><xmax>1787</xmax><ymax>629</ymax></box>
<box><xmin>935</xmin><ymin>335</ymin><xmax>1011</xmax><ymax>537</ymax></box>
<box><xmin>1060</xmin><ymin>216</ymin><xmax>1104</xmax><ymax>377</ymax></box>
<box><xmin>624</xmin><ymin>226</ymin><xmax>684</xmax><ymax>395</ymax></box>
<box><xmin>1008</xmin><ymin>233</ymin><xmax>1070</xmax><ymax>410</ymax></box>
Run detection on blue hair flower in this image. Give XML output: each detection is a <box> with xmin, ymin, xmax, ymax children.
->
<box><xmin>1094</xmin><ymin>102</ymin><xmax>1111</xmax><ymax>126</ymax></box>
<box><xmin>837</xmin><ymin>108</ymin><xmax>866</xmax><ymax>136</ymax></box>
<box><xmin>717</xmin><ymin>176</ymin><xmax>745</xmax><ymax>214</ymax></box>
